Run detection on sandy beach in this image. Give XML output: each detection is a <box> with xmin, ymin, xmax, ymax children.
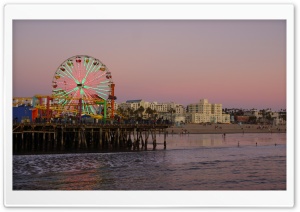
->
<box><xmin>167</xmin><ymin>123</ymin><xmax>286</xmax><ymax>134</ymax></box>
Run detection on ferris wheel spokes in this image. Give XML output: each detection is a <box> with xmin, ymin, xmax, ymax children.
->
<box><xmin>83</xmin><ymin>72</ymin><xmax>107</xmax><ymax>86</ymax></box>
<box><xmin>59</xmin><ymin>64</ymin><xmax>79</xmax><ymax>84</ymax></box>
<box><xmin>82</xmin><ymin>60</ymin><xmax>102</xmax><ymax>84</ymax></box>
<box><xmin>52</xmin><ymin>55</ymin><xmax>112</xmax><ymax>116</ymax></box>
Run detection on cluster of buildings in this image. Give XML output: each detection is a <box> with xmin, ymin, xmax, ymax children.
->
<box><xmin>13</xmin><ymin>97</ymin><xmax>286</xmax><ymax>125</ymax></box>
<box><xmin>115</xmin><ymin>99</ymin><xmax>231</xmax><ymax>123</ymax></box>
<box><xmin>116</xmin><ymin>99</ymin><xmax>230</xmax><ymax>124</ymax></box>
<box><xmin>239</xmin><ymin>108</ymin><xmax>286</xmax><ymax>125</ymax></box>
<box><xmin>115</xmin><ymin>98</ymin><xmax>286</xmax><ymax>125</ymax></box>
<box><xmin>117</xmin><ymin>100</ymin><xmax>186</xmax><ymax>123</ymax></box>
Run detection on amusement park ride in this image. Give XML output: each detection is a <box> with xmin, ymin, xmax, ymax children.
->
<box><xmin>22</xmin><ymin>55</ymin><xmax>117</xmax><ymax>122</ymax></box>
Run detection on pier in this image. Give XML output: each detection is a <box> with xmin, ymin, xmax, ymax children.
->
<box><xmin>13</xmin><ymin>123</ymin><xmax>169</xmax><ymax>154</ymax></box>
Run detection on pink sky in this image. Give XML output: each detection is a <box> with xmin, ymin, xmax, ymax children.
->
<box><xmin>13</xmin><ymin>20</ymin><xmax>286</xmax><ymax>111</ymax></box>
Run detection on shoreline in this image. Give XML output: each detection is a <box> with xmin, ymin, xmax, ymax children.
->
<box><xmin>167</xmin><ymin>123</ymin><xmax>286</xmax><ymax>134</ymax></box>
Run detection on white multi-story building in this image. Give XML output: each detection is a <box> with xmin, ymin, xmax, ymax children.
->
<box><xmin>118</xmin><ymin>100</ymin><xmax>149</xmax><ymax>110</ymax></box>
<box><xmin>222</xmin><ymin>113</ymin><xmax>231</xmax><ymax>123</ymax></box>
<box><xmin>244</xmin><ymin>109</ymin><xmax>262</xmax><ymax>119</ymax></box>
<box><xmin>156</xmin><ymin>103</ymin><xmax>168</xmax><ymax>113</ymax></box>
<box><xmin>149</xmin><ymin>102</ymin><xmax>157</xmax><ymax>111</ymax></box>
<box><xmin>118</xmin><ymin>102</ymin><xmax>131</xmax><ymax>110</ymax></box>
<box><xmin>117</xmin><ymin>99</ymin><xmax>186</xmax><ymax>122</ymax></box>
<box><xmin>186</xmin><ymin>99</ymin><xmax>230</xmax><ymax>124</ymax></box>
<box><xmin>175</xmin><ymin>104</ymin><xmax>185</xmax><ymax>114</ymax></box>
<box><xmin>126</xmin><ymin>100</ymin><xmax>145</xmax><ymax>110</ymax></box>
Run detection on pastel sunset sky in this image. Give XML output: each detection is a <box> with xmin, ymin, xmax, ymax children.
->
<box><xmin>13</xmin><ymin>20</ymin><xmax>286</xmax><ymax>110</ymax></box>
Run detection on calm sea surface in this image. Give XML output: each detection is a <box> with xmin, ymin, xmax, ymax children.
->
<box><xmin>13</xmin><ymin>133</ymin><xmax>286</xmax><ymax>190</ymax></box>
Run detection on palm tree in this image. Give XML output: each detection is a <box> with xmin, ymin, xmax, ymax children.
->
<box><xmin>145</xmin><ymin>107</ymin><xmax>154</xmax><ymax>119</ymax></box>
<box><xmin>261</xmin><ymin>109</ymin><xmax>266</xmax><ymax>124</ymax></box>
<box><xmin>153</xmin><ymin>109</ymin><xmax>158</xmax><ymax>121</ymax></box>
<box><xmin>137</xmin><ymin>106</ymin><xmax>145</xmax><ymax>118</ymax></box>
<box><xmin>126</xmin><ymin>107</ymin><xmax>134</xmax><ymax>118</ymax></box>
<box><xmin>133</xmin><ymin>109</ymin><xmax>139</xmax><ymax>119</ymax></box>
<box><xmin>168</xmin><ymin>108</ymin><xmax>176</xmax><ymax>124</ymax></box>
<box><xmin>117</xmin><ymin>107</ymin><xmax>124</xmax><ymax>117</ymax></box>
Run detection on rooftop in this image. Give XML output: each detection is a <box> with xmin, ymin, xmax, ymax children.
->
<box><xmin>126</xmin><ymin>100</ymin><xmax>142</xmax><ymax>103</ymax></box>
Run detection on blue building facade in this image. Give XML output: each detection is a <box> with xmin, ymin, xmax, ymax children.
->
<box><xmin>13</xmin><ymin>106</ymin><xmax>33</xmax><ymax>123</ymax></box>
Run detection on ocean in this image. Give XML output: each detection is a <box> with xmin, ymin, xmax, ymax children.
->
<box><xmin>13</xmin><ymin>133</ymin><xmax>286</xmax><ymax>190</ymax></box>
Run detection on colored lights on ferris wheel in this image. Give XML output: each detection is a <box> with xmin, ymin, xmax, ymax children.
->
<box><xmin>51</xmin><ymin>55</ymin><xmax>113</xmax><ymax>115</ymax></box>
<box><xmin>93</xmin><ymin>60</ymin><xmax>100</xmax><ymax>66</ymax></box>
<box><xmin>75</xmin><ymin>56</ymin><xmax>82</xmax><ymax>63</ymax></box>
<box><xmin>67</xmin><ymin>60</ymin><xmax>73</xmax><ymax>66</ymax></box>
<box><xmin>100</xmin><ymin>65</ymin><xmax>106</xmax><ymax>71</ymax></box>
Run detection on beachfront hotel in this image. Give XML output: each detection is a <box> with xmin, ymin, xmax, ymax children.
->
<box><xmin>118</xmin><ymin>100</ymin><xmax>186</xmax><ymax>123</ymax></box>
<box><xmin>186</xmin><ymin>99</ymin><xmax>230</xmax><ymax>124</ymax></box>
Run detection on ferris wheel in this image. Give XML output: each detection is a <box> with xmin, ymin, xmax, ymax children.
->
<box><xmin>52</xmin><ymin>55</ymin><xmax>113</xmax><ymax>116</ymax></box>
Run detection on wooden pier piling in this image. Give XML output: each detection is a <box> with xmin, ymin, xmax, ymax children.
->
<box><xmin>12</xmin><ymin>123</ymin><xmax>169</xmax><ymax>154</ymax></box>
<box><xmin>164</xmin><ymin>130</ymin><xmax>167</xmax><ymax>150</ymax></box>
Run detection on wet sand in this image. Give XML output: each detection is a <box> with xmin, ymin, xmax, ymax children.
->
<box><xmin>167</xmin><ymin>123</ymin><xmax>286</xmax><ymax>134</ymax></box>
